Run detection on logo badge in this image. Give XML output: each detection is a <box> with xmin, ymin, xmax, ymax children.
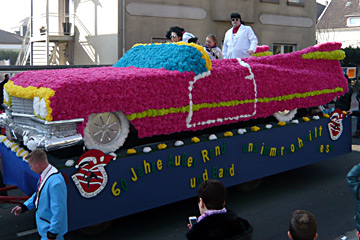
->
<box><xmin>72</xmin><ymin>149</ymin><xmax>116</xmax><ymax>198</ymax></box>
<box><xmin>328</xmin><ymin>109</ymin><xmax>346</xmax><ymax>141</ymax></box>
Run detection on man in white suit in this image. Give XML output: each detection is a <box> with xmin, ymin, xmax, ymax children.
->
<box><xmin>11</xmin><ymin>149</ymin><xmax>68</xmax><ymax>240</ymax></box>
<box><xmin>223</xmin><ymin>13</ymin><xmax>258</xmax><ymax>59</ymax></box>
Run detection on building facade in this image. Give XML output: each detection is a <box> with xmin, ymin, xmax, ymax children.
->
<box><xmin>317</xmin><ymin>0</ymin><xmax>360</xmax><ymax>47</ymax></box>
<box><xmin>29</xmin><ymin>0</ymin><xmax>316</xmax><ymax>65</ymax></box>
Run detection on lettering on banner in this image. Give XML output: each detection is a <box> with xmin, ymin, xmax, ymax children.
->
<box><xmin>72</xmin><ymin>121</ymin><xmax>342</xmax><ymax>198</ymax></box>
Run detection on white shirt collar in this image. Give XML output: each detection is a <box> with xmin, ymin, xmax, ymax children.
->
<box><xmin>40</xmin><ymin>164</ymin><xmax>52</xmax><ymax>180</ymax></box>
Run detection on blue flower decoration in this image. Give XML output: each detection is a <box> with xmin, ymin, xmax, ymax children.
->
<box><xmin>113</xmin><ymin>43</ymin><xmax>209</xmax><ymax>75</ymax></box>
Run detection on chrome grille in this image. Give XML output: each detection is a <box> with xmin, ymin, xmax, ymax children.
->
<box><xmin>13</xmin><ymin>116</ymin><xmax>37</xmax><ymax>128</ymax></box>
<box><xmin>11</xmin><ymin>97</ymin><xmax>33</xmax><ymax>114</ymax></box>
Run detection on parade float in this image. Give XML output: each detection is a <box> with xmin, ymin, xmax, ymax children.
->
<box><xmin>0</xmin><ymin>42</ymin><xmax>352</xmax><ymax>230</ymax></box>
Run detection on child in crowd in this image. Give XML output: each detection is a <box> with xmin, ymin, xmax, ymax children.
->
<box><xmin>288</xmin><ymin>210</ymin><xmax>318</xmax><ymax>240</ymax></box>
<box><xmin>204</xmin><ymin>34</ymin><xmax>224</xmax><ymax>60</ymax></box>
<box><xmin>186</xmin><ymin>179</ymin><xmax>253</xmax><ymax>240</ymax></box>
<box><xmin>347</xmin><ymin>163</ymin><xmax>360</xmax><ymax>239</ymax></box>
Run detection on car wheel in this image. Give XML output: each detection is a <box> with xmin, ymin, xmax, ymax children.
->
<box><xmin>84</xmin><ymin>111</ymin><xmax>130</xmax><ymax>153</ymax></box>
<box><xmin>273</xmin><ymin>109</ymin><xmax>297</xmax><ymax>122</ymax></box>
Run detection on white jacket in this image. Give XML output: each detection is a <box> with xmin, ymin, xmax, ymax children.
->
<box><xmin>223</xmin><ymin>24</ymin><xmax>258</xmax><ymax>59</ymax></box>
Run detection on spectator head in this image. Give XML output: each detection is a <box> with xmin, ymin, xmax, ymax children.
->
<box><xmin>3</xmin><ymin>74</ymin><xmax>9</xmax><ymax>81</ymax></box>
<box><xmin>288</xmin><ymin>210</ymin><xmax>317</xmax><ymax>240</ymax></box>
<box><xmin>205</xmin><ymin>34</ymin><xmax>217</xmax><ymax>48</ymax></box>
<box><xmin>25</xmin><ymin>149</ymin><xmax>49</xmax><ymax>174</ymax></box>
<box><xmin>166</xmin><ymin>26</ymin><xmax>184</xmax><ymax>42</ymax></box>
<box><xmin>182</xmin><ymin>32</ymin><xmax>196</xmax><ymax>43</ymax></box>
<box><xmin>187</xmin><ymin>37</ymin><xmax>198</xmax><ymax>44</ymax></box>
<box><xmin>197</xmin><ymin>179</ymin><xmax>227</xmax><ymax>214</ymax></box>
<box><xmin>230</xmin><ymin>12</ymin><xmax>244</xmax><ymax>26</ymax></box>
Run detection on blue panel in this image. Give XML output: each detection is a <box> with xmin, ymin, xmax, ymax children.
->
<box><xmin>0</xmin><ymin>146</ymin><xmax>38</xmax><ymax>196</ymax></box>
<box><xmin>63</xmin><ymin>117</ymin><xmax>351</xmax><ymax>230</ymax></box>
<box><xmin>0</xmin><ymin>117</ymin><xmax>352</xmax><ymax>230</ymax></box>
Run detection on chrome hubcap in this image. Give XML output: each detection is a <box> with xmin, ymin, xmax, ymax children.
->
<box><xmin>89</xmin><ymin>112</ymin><xmax>121</xmax><ymax>144</ymax></box>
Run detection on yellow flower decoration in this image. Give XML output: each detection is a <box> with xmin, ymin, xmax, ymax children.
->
<box><xmin>224</xmin><ymin>131</ymin><xmax>233</xmax><ymax>137</ymax></box>
<box><xmin>277</xmin><ymin>121</ymin><xmax>286</xmax><ymax>126</ymax></box>
<box><xmin>303</xmin><ymin>117</ymin><xmax>310</xmax><ymax>122</ymax></box>
<box><xmin>5</xmin><ymin>81</ymin><xmax>55</xmax><ymax>121</ymax></box>
<box><xmin>16</xmin><ymin>148</ymin><xmax>25</xmax><ymax>157</ymax></box>
<box><xmin>251</xmin><ymin>126</ymin><xmax>260</xmax><ymax>132</ymax></box>
<box><xmin>191</xmin><ymin>137</ymin><xmax>200</xmax><ymax>143</ymax></box>
<box><xmin>157</xmin><ymin>143</ymin><xmax>167</xmax><ymax>150</ymax></box>
<box><xmin>11</xmin><ymin>144</ymin><xmax>20</xmax><ymax>152</ymax></box>
<box><xmin>323</xmin><ymin>114</ymin><xmax>330</xmax><ymax>118</ymax></box>
<box><xmin>302</xmin><ymin>50</ymin><xmax>345</xmax><ymax>60</ymax></box>
<box><xmin>127</xmin><ymin>149</ymin><xmax>136</xmax><ymax>155</ymax></box>
<box><xmin>253</xmin><ymin>51</ymin><xmax>273</xmax><ymax>57</ymax></box>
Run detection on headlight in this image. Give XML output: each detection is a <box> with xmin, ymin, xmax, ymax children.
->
<box><xmin>33</xmin><ymin>97</ymin><xmax>40</xmax><ymax>116</ymax></box>
<box><xmin>33</xmin><ymin>97</ymin><xmax>48</xmax><ymax>119</ymax></box>
<box><xmin>39</xmin><ymin>98</ymin><xmax>48</xmax><ymax>119</ymax></box>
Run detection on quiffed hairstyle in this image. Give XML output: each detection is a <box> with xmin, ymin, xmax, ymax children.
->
<box><xmin>230</xmin><ymin>12</ymin><xmax>245</xmax><ymax>24</ymax></box>
<box><xmin>25</xmin><ymin>149</ymin><xmax>48</xmax><ymax>164</ymax></box>
<box><xmin>197</xmin><ymin>179</ymin><xmax>227</xmax><ymax>210</ymax></box>
<box><xmin>166</xmin><ymin>26</ymin><xmax>184</xmax><ymax>40</ymax></box>
<box><xmin>289</xmin><ymin>210</ymin><xmax>317</xmax><ymax>240</ymax></box>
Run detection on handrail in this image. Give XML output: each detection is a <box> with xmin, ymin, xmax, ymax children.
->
<box><xmin>15</xmin><ymin>20</ymin><xmax>31</xmax><ymax>66</ymax></box>
<box><xmin>33</xmin><ymin>13</ymin><xmax>75</xmax><ymax>36</ymax></box>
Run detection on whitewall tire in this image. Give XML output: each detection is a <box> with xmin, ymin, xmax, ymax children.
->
<box><xmin>273</xmin><ymin>109</ymin><xmax>297</xmax><ymax>122</ymax></box>
<box><xmin>84</xmin><ymin>111</ymin><xmax>130</xmax><ymax>153</ymax></box>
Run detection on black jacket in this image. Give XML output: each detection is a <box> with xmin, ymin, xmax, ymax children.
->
<box><xmin>351</xmin><ymin>110</ymin><xmax>360</xmax><ymax>117</ymax></box>
<box><xmin>186</xmin><ymin>210</ymin><xmax>253</xmax><ymax>240</ymax></box>
<box><xmin>335</xmin><ymin>82</ymin><xmax>353</xmax><ymax>111</ymax></box>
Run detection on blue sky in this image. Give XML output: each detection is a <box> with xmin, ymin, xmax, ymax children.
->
<box><xmin>0</xmin><ymin>0</ymin><xmax>31</xmax><ymax>33</ymax></box>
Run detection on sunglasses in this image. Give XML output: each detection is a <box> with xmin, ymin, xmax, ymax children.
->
<box><xmin>231</xmin><ymin>18</ymin><xmax>240</xmax><ymax>21</ymax></box>
<box><xmin>170</xmin><ymin>35</ymin><xmax>178</xmax><ymax>38</ymax></box>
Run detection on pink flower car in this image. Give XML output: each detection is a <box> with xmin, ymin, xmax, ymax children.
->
<box><xmin>1</xmin><ymin>42</ymin><xmax>347</xmax><ymax>153</ymax></box>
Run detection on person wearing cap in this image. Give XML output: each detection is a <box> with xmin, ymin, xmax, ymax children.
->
<box><xmin>223</xmin><ymin>13</ymin><xmax>258</xmax><ymax>59</ymax></box>
<box><xmin>11</xmin><ymin>149</ymin><xmax>68</xmax><ymax>240</ymax></box>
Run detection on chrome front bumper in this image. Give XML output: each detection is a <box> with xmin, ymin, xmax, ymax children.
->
<box><xmin>0</xmin><ymin>110</ymin><xmax>84</xmax><ymax>151</ymax></box>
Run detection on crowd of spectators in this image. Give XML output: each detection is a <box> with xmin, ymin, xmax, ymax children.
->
<box><xmin>165</xmin><ymin>12</ymin><xmax>258</xmax><ymax>61</ymax></box>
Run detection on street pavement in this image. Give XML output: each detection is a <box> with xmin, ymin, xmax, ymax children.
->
<box><xmin>333</xmin><ymin>94</ymin><xmax>360</xmax><ymax>240</ymax></box>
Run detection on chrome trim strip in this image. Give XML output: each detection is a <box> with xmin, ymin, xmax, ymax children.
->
<box><xmin>12</xmin><ymin>113</ymin><xmax>35</xmax><ymax>118</ymax></box>
<box><xmin>11</xmin><ymin>112</ymin><xmax>84</xmax><ymax>125</ymax></box>
<box><xmin>31</xmin><ymin>117</ymin><xmax>84</xmax><ymax>125</ymax></box>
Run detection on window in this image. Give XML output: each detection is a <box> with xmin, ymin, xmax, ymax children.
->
<box><xmin>260</xmin><ymin>0</ymin><xmax>279</xmax><ymax>3</ymax></box>
<box><xmin>347</xmin><ymin>17</ymin><xmax>360</xmax><ymax>27</ymax></box>
<box><xmin>287</xmin><ymin>0</ymin><xmax>304</xmax><ymax>6</ymax></box>
<box><xmin>273</xmin><ymin>44</ymin><xmax>297</xmax><ymax>54</ymax></box>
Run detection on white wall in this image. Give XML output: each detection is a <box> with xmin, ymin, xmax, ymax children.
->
<box><xmin>0</xmin><ymin>59</ymin><xmax>11</xmax><ymax>65</ymax></box>
<box><xmin>32</xmin><ymin>0</ymin><xmax>47</xmax><ymax>37</ymax></box>
<box><xmin>73</xmin><ymin>0</ymin><xmax>118</xmax><ymax>65</ymax></box>
<box><xmin>317</xmin><ymin>28</ymin><xmax>360</xmax><ymax>47</ymax></box>
<box><xmin>0</xmin><ymin>44</ymin><xmax>21</xmax><ymax>50</ymax></box>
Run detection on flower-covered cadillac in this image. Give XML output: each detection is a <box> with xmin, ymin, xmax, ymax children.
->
<box><xmin>1</xmin><ymin>42</ymin><xmax>347</xmax><ymax>153</ymax></box>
